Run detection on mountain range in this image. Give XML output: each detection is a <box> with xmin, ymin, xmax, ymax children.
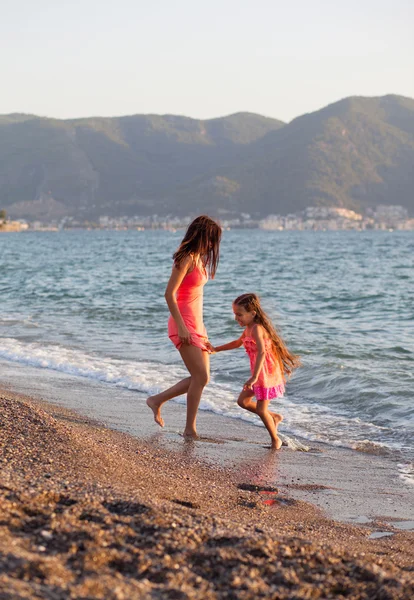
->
<box><xmin>0</xmin><ymin>94</ymin><xmax>413</xmax><ymax>220</ymax></box>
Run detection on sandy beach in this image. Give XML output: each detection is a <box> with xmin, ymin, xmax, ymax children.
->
<box><xmin>0</xmin><ymin>386</ymin><xmax>413</xmax><ymax>599</ymax></box>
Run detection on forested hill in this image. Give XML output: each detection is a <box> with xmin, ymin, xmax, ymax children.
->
<box><xmin>1</xmin><ymin>95</ymin><xmax>413</xmax><ymax>220</ymax></box>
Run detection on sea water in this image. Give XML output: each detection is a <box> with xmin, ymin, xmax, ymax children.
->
<box><xmin>0</xmin><ymin>230</ymin><xmax>413</xmax><ymax>481</ymax></box>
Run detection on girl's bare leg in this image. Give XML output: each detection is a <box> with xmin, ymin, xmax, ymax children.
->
<box><xmin>237</xmin><ymin>391</ymin><xmax>283</xmax><ymax>427</ymax></box>
<box><xmin>256</xmin><ymin>400</ymin><xmax>282</xmax><ymax>450</ymax></box>
<box><xmin>147</xmin><ymin>377</ymin><xmax>191</xmax><ymax>427</ymax></box>
<box><xmin>178</xmin><ymin>345</ymin><xmax>210</xmax><ymax>438</ymax></box>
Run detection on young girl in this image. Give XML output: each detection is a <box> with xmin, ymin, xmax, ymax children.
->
<box><xmin>147</xmin><ymin>215</ymin><xmax>222</xmax><ymax>438</ymax></box>
<box><xmin>213</xmin><ymin>293</ymin><xmax>300</xmax><ymax>449</ymax></box>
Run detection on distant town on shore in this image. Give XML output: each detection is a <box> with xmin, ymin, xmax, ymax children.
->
<box><xmin>1</xmin><ymin>205</ymin><xmax>413</xmax><ymax>233</ymax></box>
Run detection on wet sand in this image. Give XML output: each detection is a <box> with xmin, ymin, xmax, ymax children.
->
<box><xmin>1</xmin><ymin>387</ymin><xmax>413</xmax><ymax>599</ymax></box>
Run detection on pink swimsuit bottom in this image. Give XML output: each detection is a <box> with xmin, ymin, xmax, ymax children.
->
<box><xmin>252</xmin><ymin>382</ymin><xmax>285</xmax><ymax>401</ymax></box>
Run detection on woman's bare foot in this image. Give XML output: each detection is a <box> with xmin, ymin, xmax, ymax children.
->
<box><xmin>146</xmin><ymin>396</ymin><xmax>164</xmax><ymax>427</ymax></box>
<box><xmin>183</xmin><ymin>429</ymin><xmax>198</xmax><ymax>439</ymax></box>
<box><xmin>271</xmin><ymin>436</ymin><xmax>283</xmax><ymax>450</ymax></box>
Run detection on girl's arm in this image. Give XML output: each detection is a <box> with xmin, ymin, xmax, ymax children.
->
<box><xmin>213</xmin><ymin>336</ymin><xmax>244</xmax><ymax>353</ymax></box>
<box><xmin>244</xmin><ymin>325</ymin><xmax>266</xmax><ymax>389</ymax></box>
<box><xmin>165</xmin><ymin>255</ymin><xmax>193</xmax><ymax>345</ymax></box>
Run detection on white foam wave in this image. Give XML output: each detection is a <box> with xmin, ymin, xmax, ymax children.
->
<box><xmin>0</xmin><ymin>337</ymin><xmax>181</xmax><ymax>395</ymax></box>
<box><xmin>0</xmin><ymin>337</ymin><xmax>243</xmax><ymax>413</ymax></box>
<box><xmin>0</xmin><ymin>337</ymin><xmax>409</xmax><ymax>458</ymax></box>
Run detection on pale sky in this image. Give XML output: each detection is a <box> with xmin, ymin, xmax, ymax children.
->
<box><xmin>1</xmin><ymin>0</ymin><xmax>413</xmax><ymax>122</ymax></box>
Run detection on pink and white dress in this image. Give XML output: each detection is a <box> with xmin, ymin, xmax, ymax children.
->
<box><xmin>243</xmin><ymin>334</ymin><xmax>285</xmax><ymax>400</ymax></box>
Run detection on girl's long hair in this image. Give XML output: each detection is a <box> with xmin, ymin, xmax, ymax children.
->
<box><xmin>173</xmin><ymin>215</ymin><xmax>222</xmax><ymax>278</ymax></box>
<box><xmin>234</xmin><ymin>293</ymin><xmax>301</xmax><ymax>378</ymax></box>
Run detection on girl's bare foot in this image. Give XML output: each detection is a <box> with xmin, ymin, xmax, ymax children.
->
<box><xmin>146</xmin><ymin>396</ymin><xmax>164</xmax><ymax>427</ymax></box>
<box><xmin>271</xmin><ymin>436</ymin><xmax>283</xmax><ymax>450</ymax></box>
<box><xmin>271</xmin><ymin>413</ymin><xmax>283</xmax><ymax>426</ymax></box>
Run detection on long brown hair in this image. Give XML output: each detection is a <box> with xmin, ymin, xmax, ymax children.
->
<box><xmin>173</xmin><ymin>215</ymin><xmax>222</xmax><ymax>278</ymax></box>
<box><xmin>234</xmin><ymin>293</ymin><xmax>301</xmax><ymax>378</ymax></box>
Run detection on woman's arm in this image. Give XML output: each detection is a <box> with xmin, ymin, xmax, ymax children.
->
<box><xmin>213</xmin><ymin>336</ymin><xmax>244</xmax><ymax>353</ymax></box>
<box><xmin>243</xmin><ymin>325</ymin><xmax>266</xmax><ymax>389</ymax></box>
<box><xmin>164</xmin><ymin>255</ymin><xmax>193</xmax><ymax>345</ymax></box>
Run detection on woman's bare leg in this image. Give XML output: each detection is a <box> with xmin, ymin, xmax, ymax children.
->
<box><xmin>179</xmin><ymin>345</ymin><xmax>210</xmax><ymax>438</ymax></box>
<box><xmin>237</xmin><ymin>391</ymin><xmax>283</xmax><ymax>427</ymax></box>
<box><xmin>147</xmin><ymin>377</ymin><xmax>191</xmax><ymax>427</ymax></box>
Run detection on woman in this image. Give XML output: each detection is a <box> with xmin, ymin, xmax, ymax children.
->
<box><xmin>147</xmin><ymin>215</ymin><xmax>222</xmax><ymax>437</ymax></box>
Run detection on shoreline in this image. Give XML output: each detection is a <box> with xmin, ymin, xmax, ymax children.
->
<box><xmin>1</xmin><ymin>359</ymin><xmax>413</xmax><ymax>524</ymax></box>
<box><xmin>1</xmin><ymin>386</ymin><xmax>413</xmax><ymax>598</ymax></box>
<box><xmin>0</xmin><ymin>361</ymin><xmax>414</xmax><ymax>531</ymax></box>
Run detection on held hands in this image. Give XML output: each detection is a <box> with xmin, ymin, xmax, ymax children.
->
<box><xmin>204</xmin><ymin>341</ymin><xmax>216</xmax><ymax>354</ymax></box>
<box><xmin>177</xmin><ymin>330</ymin><xmax>217</xmax><ymax>352</ymax></box>
<box><xmin>243</xmin><ymin>376</ymin><xmax>258</xmax><ymax>391</ymax></box>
